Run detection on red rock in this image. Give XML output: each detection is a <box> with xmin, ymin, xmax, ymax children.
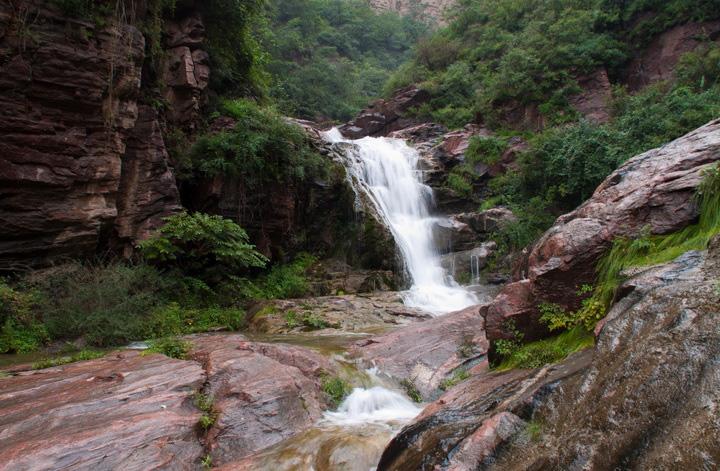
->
<box><xmin>483</xmin><ymin>279</ymin><xmax>544</xmax><ymax>342</ymax></box>
<box><xmin>445</xmin><ymin>412</ymin><xmax>525</xmax><ymax>471</ymax></box>
<box><xmin>190</xmin><ymin>335</ymin><xmax>336</xmax><ymax>466</ymax></box>
<box><xmin>627</xmin><ymin>21</ymin><xmax>720</xmax><ymax>91</ymax></box>
<box><xmin>339</xmin><ymin>86</ymin><xmax>430</xmax><ymax>138</ymax></box>
<box><xmin>0</xmin><ymin>351</ymin><xmax>205</xmax><ymax>470</ymax></box>
<box><xmin>569</xmin><ymin>68</ymin><xmax>612</xmax><ymax>124</ymax></box>
<box><xmin>350</xmin><ymin>305</ymin><xmax>489</xmax><ymax>399</ymax></box>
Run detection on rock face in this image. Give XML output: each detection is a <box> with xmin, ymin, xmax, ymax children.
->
<box><xmin>0</xmin><ymin>334</ymin><xmax>342</xmax><ymax>470</ymax></box>
<box><xmin>627</xmin><ymin>21</ymin><xmax>720</xmax><ymax>91</ymax></box>
<box><xmin>368</xmin><ymin>0</ymin><xmax>455</xmax><ymax>23</ymax></box>
<box><xmin>339</xmin><ymin>86</ymin><xmax>430</xmax><ymax>139</ymax></box>
<box><xmin>0</xmin><ymin>351</ymin><xmax>205</xmax><ymax>470</ymax></box>
<box><xmin>569</xmin><ymin>68</ymin><xmax>612</xmax><ymax>123</ymax></box>
<box><xmin>0</xmin><ymin>2</ymin><xmax>184</xmax><ymax>270</ymax></box>
<box><xmin>486</xmin><ymin>241</ymin><xmax>720</xmax><ymax>470</ymax></box>
<box><xmin>351</xmin><ymin>305</ymin><xmax>490</xmax><ymax>400</ymax></box>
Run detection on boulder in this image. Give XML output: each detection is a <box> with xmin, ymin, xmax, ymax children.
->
<box><xmin>191</xmin><ymin>335</ymin><xmax>336</xmax><ymax>466</ymax></box>
<box><xmin>525</xmin><ymin>118</ymin><xmax>720</xmax><ymax>307</ymax></box>
<box><xmin>0</xmin><ymin>351</ymin><xmax>205</xmax><ymax>470</ymax></box>
<box><xmin>338</xmin><ymin>86</ymin><xmax>430</xmax><ymax>138</ymax></box>
<box><xmin>439</xmin><ymin>242</ymin><xmax>497</xmax><ymax>283</ymax></box>
<box><xmin>434</xmin><ymin>209</ymin><xmax>516</xmax><ymax>253</ymax></box>
<box><xmin>377</xmin><ymin>350</ymin><xmax>593</xmax><ymax>470</ymax></box>
<box><xmin>350</xmin><ymin>305</ymin><xmax>490</xmax><ymax>400</ymax></box>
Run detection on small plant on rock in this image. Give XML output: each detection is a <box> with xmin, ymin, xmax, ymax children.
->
<box><xmin>440</xmin><ymin>369</ymin><xmax>470</xmax><ymax>391</ymax></box>
<box><xmin>146</xmin><ymin>337</ymin><xmax>191</xmax><ymax>360</ymax></box>
<box><xmin>321</xmin><ymin>376</ymin><xmax>351</xmax><ymax>407</ymax></box>
<box><xmin>400</xmin><ymin>378</ymin><xmax>423</xmax><ymax>403</ymax></box>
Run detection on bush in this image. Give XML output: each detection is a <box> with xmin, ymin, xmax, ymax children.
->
<box><xmin>139</xmin><ymin>212</ymin><xmax>268</xmax><ymax>286</ymax></box>
<box><xmin>148</xmin><ymin>303</ymin><xmax>245</xmax><ymax>337</ymax></box>
<box><xmin>0</xmin><ymin>281</ymin><xmax>47</xmax><ymax>353</ymax></box>
<box><xmin>466</xmin><ymin>136</ymin><xmax>508</xmax><ymax>166</ymax></box>
<box><xmin>32</xmin><ymin>349</ymin><xmax>104</xmax><ymax>370</ymax></box>
<box><xmin>146</xmin><ymin>337</ymin><xmax>192</xmax><ymax>360</ymax></box>
<box><xmin>494</xmin><ymin>326</ymin><xmax>594</xmax><ymax>371</ymax></box>
<box><xmin>245</xmin><ymin>253</ymin><xmax>316</xmax><ymax>300</ymax></box>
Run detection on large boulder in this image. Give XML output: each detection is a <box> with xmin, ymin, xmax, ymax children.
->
<box><xmin>338</xmin><ymin>86</ymin><xmax>430</xmax><ymax>139</ymax></box>
<box><xmin>486</xmin><ymin>240</ymin><xmax>720</xmax><ymax>470</ymax></box>
<box><xmin>525</xmin><ymin>118</ymin><xmax>720</xmax><ymax>308</ymax></box>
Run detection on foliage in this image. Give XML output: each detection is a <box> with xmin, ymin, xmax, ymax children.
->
<box><xmin>185</xmin><ymin>100</ymin><xmax>327</xmax><ymax>187</ymax></box>
<box><xmin>148</xmin><ymin>303</ymin><xmax>245</xmax><ymax>336</ymax></box>
<box><xmin>466</xmin><ymin>136</ymin><xmax>508</xmax><ymax>166</ymax></box>
<box><xmin>201</xmin><ymin>455</ymin><xmax>213</xmax><ymax>469</ymax></box>
<box><xmin>439</xmin><ymin>369</ymin><xmax>469</xmax><ymax>391</ymax></box>
<box><xmin>321</xmin><ymin>376</ymin><xmax>351</xmax><ymax>406</ymax></box>
<box><xmin>146</xmin><ymin>337</ymin><xmax>192</xmax><ymax>360</ymax></box>
<box><xmin>31</xmin><ymin>349</ymin><xmax>104</xmax><ymax>370</ymax></box>
<box><xmin>285</xmin><ymin>310</ymin><xmax>332</xmax><ymax>331</ymax></box>
<box><xmin>194</xmin><ymin>392</ymin><xmax>217</xmax><ymax>431</ymax></box>
<box><xmin>139</xmin><ymin>212</ymin><xmax>268</xmax><ymax>286</ymax></box>
<box><xmin>400</xmin><ymin>378</ymin><xmax>423</xmax><ymax>403</ymax></box>
<box><xmin>0</xmin><ymin>281</ymin><xmax>47</xmax><ymax>353</ymax></box>
<box><xmin>245</xmin><ymin>253</ymin><xmax>317</xmax><ymax>300</ymax></box>
<box><xmin>387</xmin><ymin>0</ymin><xmax>720</xmax><ymax>128</ymax></box>
<box><xmin>262</xmin><ymin>0</ymin><xmax>428</xmax><ymax>120</ymax></box>
<box><xmin>494</xmin><ymin>326</ymin><xmax>594</xmax><ymax>371</ymax></box>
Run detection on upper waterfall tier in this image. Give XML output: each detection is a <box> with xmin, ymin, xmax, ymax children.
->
<box><xmin>324</xmin><ymin>128</ymin><xmax>477</xmax><ymax>314</ymax></box>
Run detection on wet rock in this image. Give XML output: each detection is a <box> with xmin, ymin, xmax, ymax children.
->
<box><xmin>626</xmin><ymin>20</ymin><xmax>720</xmax><ymax>91</ymax></box>
<box><xmin>377</xmin><ymin>351</ymin><xmax>593</xmax><ymax>470</ymax></box>
<box><xmin>350</xmin><ymin>305</ymin><xmax>490</xmax><ymax>399</ymax></box>
<box><xmin>487</xmin><ymin>243</ymin><xmax>720</xmax><ymax>470</ymax></box>
<box><xmin>434</xmin><ymin>209</ymin><xmax>516</xmax><ymax>253</ymax></box>
<box><xmin>439</xmin><ymin>242</ymin><xmax>497</xmax><ymax>282</ymax></box>
<box><xmin>483</xmin><ymin>279</ymin><xmax>548</xmax><ymax>343</ymax></box>
<box><xmin>191</xmin><ymin>335</ymin><xmax>337</xmax><ymax>466</ymax></box>
<box><xmin>247</xmin><ymin>292</ymin><xmax>430</xmax><ymax>335</ymax></box>
<box><xmin>339</xmin><ymin>86</ymin><xmax>430</xmax><ymax>138</ymax></box>
<box><xmin>306</xmin><ymin>259</ymin><xmax>397</xmax><ymax>296</ymax></box>
<box><xmin>0</xmin><ymin>351</ymin><xmax>205</xmax><ymax>470</ymax></box>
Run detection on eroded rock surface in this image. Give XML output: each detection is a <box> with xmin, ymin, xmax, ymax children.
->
<box><xmin>350</xmin><ymin>305</ymin><xmax>490</xmax><ymax>399</ymax></box>
<box><xmin>0</xmin><ymin>351</ymin><xmax>205</xmax><ymax>471</ymax></box>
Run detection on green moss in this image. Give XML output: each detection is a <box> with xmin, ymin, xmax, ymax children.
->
<box><xmin>494</xmin><ymin>326</ymin><xmax>594</xmax><ymax>371</ymax></box>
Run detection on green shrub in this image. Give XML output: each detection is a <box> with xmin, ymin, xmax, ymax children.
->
<box><xmin>246</xmin><ymin>253</ymin><xmax>316</xmax><ymax>300</ymax></box>
<box><xmin>322</xmin><ymin>376</ymin><xmax>351</xmax><ymax>406</ymax></box>
<box><xmin>146</xmin><ymin>337</ymin><xmax>192</xmax><ymax>360</ymax></box>
<box><xmin>140</xmin><ymin>212</ymin><xmax>268</xmax><ymax>285</ymax></box>
<box><xmin>32</xmin><ymin>349</ymin><xmax>104</xmax><ymax>370</ymax></box>
<box><xmin>0</xmin><ymin>281</ymin><xmax>47</xmax><ymax>353</ymax></box>
<box><xmin>446</xmin><ymin>166</ymin><xmax>474</xmax><ymax>196</ymax></box>
<box><xmin>466</xmin><ymin>136</ymin><xmax>508</xmax><ymax>166</ymax></box>
<box><xmin>148</xmin><ymin>303</ymin><xmax>245</xmax><ymax>336</ymax></box>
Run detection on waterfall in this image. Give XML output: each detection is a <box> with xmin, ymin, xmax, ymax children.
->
<box><xmin>322</xmin><ymin>386</ymin><xmax>421</xmax><ymax>426</ymax></box>
<box><xmin>325</xmin><ymin>128</ymin><xmax>477</xmax><ymax>314</ymax></box>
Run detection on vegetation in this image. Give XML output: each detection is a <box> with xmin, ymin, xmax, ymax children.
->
<box><xmin>321</xmin><ymin>375</ymin><xmax>351</xmax><ymax>406</ymax></box>
<box><xmin>285</xmin><ymin>310</ymin><xmax>333</xmax><ymax>330</ymax></box>
<box><xmin>245</xmin><ymin>253</ymin><xmax>317</xmax><ymax>300</ymax></box>
<box><xmin>261</xmin><ymin>0</ymin><xmax>428</xmax><ymax>120</ymax></box>
<box><xmin>194</xmin><ymin>392</ymin><xmax>217</xmax><ymax>431</ymax></box>
<box><xmin>494</xmin><ymin>326</ymin><xmax>595</xmax><ymax>371</ymax></box>
<box><xmin>32</xmin><ymin>349</ymin><xmax>105</xmax><ymax>370</ymax></box>
<box><xmin>146</xmin><ymin>337</ymin><xmax>192</xmax><ymax>360</ymax></box>
<box><xmin>400</xmin><ymin>378</ymin><xmax>423</xmax><ymax>403</ymax></box>
<box><xmin>439</xmin><ymin>369</ymin><xmax>470</xmax><ymax>391</ymax></box>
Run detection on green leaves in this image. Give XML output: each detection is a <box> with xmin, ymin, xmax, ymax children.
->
<box><xmin>139</xmin><ymin>212</ymin><xmax>268</xmax><ymax>284</ymax></box>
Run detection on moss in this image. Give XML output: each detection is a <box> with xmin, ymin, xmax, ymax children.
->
<box><xmin>439</xmin><ymin>369</ymin><xmax>470</xmax><ymax>390</ymax></box>
<box><xmin>494</xmin><ymin>326</ymin><xmax>594</xmax><ymax>371</ymax></box>
<box><xmin>145</xmin><ymin>337</ymin><xmax>192</xmax><ymax>360</ymax></box>
<box><xmin>400</xmin><ymin>378</ymin><xmax>423</xmax><ymax>403</ymax></box>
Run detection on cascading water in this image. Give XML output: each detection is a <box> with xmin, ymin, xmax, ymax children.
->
<box><xmin>325</xmin><ymin>128</ymin><xmax>477</xmax><ymax>314</ymax></box>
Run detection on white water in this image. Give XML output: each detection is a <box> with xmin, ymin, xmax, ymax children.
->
<box><xmin>325</xmin><ymin>128</ymin><xmax>477</xmax><ymax>314</ymax></box>
<box><xmin>323</xmin><ymin>386</ymin><xmax>421</xmax><ymax>426</ymax></box>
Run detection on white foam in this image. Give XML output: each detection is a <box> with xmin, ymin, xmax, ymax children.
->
<box><xmin>323</xmin><ymin>386</ymin><xmax>421</xmax><ymax>426</ymax></box>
